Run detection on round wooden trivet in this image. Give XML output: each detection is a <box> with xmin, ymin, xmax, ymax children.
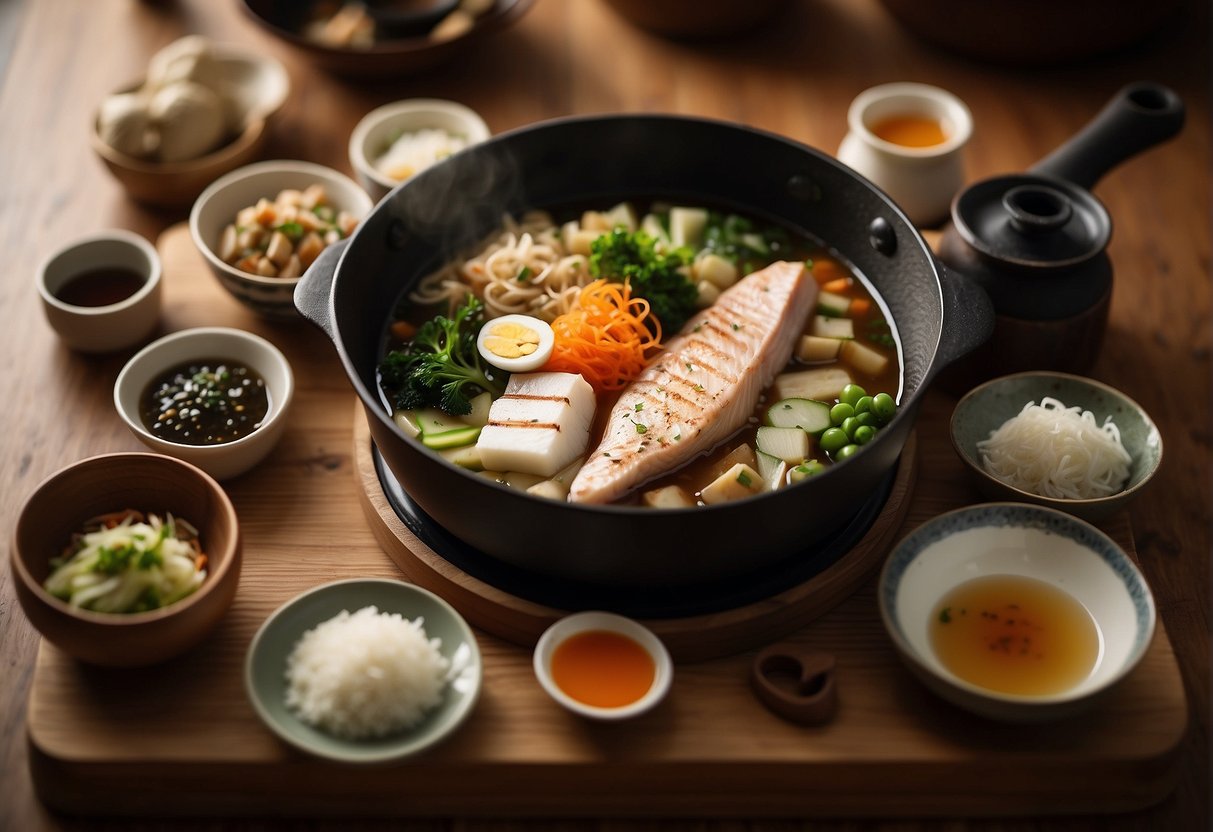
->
<box><xmin>353</xmin><ymin>401</ymin><xmax>918</xmax><ymax>662</ymax></box>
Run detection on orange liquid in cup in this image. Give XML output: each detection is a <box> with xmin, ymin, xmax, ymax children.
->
<box><xmin>550</xmin><ymin>630</ymin><xmax>656</xmax><ymax>708</ymax></box>
<box><xmin>870</xmin><ymin>114</ymin><xmax>948</xmax><ymax>148</ymax></box>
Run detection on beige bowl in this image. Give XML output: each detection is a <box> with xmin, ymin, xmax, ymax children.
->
<box><xmin>90</xmin><ymin>45</ymin><xmax>289</xmax><ymax>206</ymax></box>
<box><xmin>36</xmin><ymin>229</ymin><xmax>163</xmax><ymax>353</ymax></box>
<box><xmin>189</xmin><ymin>160</ymin><xmax>373</xmax><ymax>319</ymax></box>
<box><xmin>11</xmin><ymin>453</ymin><xmax>242</xmax><ymax>667</ymax></box>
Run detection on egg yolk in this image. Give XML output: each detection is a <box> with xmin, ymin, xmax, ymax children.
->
<box><xmin>483</xmin><ymin>321</ymin><xmax>540</xmax><ymax>359</ymax></box>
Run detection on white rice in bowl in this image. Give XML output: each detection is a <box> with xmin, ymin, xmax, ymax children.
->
<box><xmin>285</xmin><ymin>605</ymin><xmax>450</xmax><ymax>740</ymax></box>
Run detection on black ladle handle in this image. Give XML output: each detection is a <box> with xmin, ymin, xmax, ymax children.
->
<box><xmin>1029</xmin><ymin>81</ymin><xmax>1185</xmax><ymax>190</ymax></box>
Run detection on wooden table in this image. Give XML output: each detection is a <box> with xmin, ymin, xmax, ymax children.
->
<box><xmin>1</xmin><ymin>1</ymin><xmax>1208</xmax><ymax>829</ymax></box>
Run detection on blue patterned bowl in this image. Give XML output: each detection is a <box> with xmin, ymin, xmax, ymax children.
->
<box><xmin>879</xmin><ymin>502</ymin><xmax>1155</xmax><ymax>722</ymax></box>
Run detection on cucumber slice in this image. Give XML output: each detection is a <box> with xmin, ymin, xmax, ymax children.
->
<box><xmin>789</xmin><ymin>459</ymin><xmax>827</xmax><ymax>484</ymax></box>
<box><xmin>766</xmin><ymin>398</ymin><xmax>832</xmax><ymax>434</ymax></box>
<box><xmin>421</xmin><ymin>425</ymin><xmax>482</xmax><ymax>450</ymax></box>
<box><xmin>811</xmin><ymin>315</ymin><xmax>855</xmax><ymax>340</ymax></box>
<box><xmin>460</xmin><ymin>391</ymin><xmax>494</xmax><ymax>428</ymax></box>
<box><xmin>817</xmin><ymin>290</ymin><xmax>851</xmax><ymax>317</ymax></box>
<box><xmin>756</xmin><ymin>426</ymin><xmax>810</xmax><ymax>463</ymax></box>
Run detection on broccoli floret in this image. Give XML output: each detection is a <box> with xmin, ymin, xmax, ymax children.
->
<box><xmin>379</xmin><ymin>295</ymin><xmax>505</xmax><ymax>416</ymax></box>
<box><xmin>589</xmin><ymin>229</ymin><xmax>698</xmax><ymax>332</ymax></box>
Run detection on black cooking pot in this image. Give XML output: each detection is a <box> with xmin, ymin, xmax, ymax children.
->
<box><xmin>296</xmin><ymin>115</ymin><xmax>993</xmax><ymax>587</ymax></box>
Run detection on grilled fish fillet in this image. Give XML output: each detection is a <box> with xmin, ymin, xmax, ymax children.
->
<box><xmin>568</xmin><ymin>260</ymin><xmax>817</xmax><ymax>504</ymax></box>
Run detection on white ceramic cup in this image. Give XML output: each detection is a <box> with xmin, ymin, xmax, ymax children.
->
<box><xmin>37</xmin><ymin>230</ymin><xmax>162</xmax><ymax>353</ymax></box>
<box><xmin>837</xmin><ymin>82</ymin><xmax>973</xmax><ymax>227</ymax></box>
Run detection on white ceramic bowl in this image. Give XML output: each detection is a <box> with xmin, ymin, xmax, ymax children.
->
<box><xmin>37</xmin><ymin>230</ymin><xmax>162</xmax><ymax>353</ymax></box>
<box><xmin>836</xmin><ymin>82</ymin><xmax>972</xmax><ymax>227</ymax></box>
<box><xmin>879</xmin><ymin>502</ymin><xmax>1156</xmax><ymax>723</ymax></box>
<box><xmin>189</xmin><ymin>160</ymin><xmax>373</xmax><ymax>319</ymax></box>
<box><xmin>348</xmin><ymin>99</ymin><xmax>490</xmax><ymax>202</ymax></box>
<box><xmin>533</xmin><ymin>611</ymin><xmax>673</xmax><ymax>720</ymax></box>
<box><xmin>114</xmin><ymin>327</ymin><xmax>295</xmax><ymax>480</ymax></box>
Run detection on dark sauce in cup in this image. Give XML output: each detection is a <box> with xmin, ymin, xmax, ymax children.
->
<box><xmin>55</xmin><ymin>267</ymin><xmax>146</xmax><ymax>307</ymax></box>
<box><xmin>140</xmin><ymin>359</ymin><xmax>270</xmax><ymax>446</ymax></box>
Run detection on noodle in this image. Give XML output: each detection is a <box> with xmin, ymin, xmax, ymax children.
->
<box><xmin>410</xmin><ymin>211</ymin><xmax>597</xmax><ymax>321</ymax></box>
<box><xmin>976</xmin><ymin>397</ymin><xmax>1132</xmax><ymax>500</ymax></box>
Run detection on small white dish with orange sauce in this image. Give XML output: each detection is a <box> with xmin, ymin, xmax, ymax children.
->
<box><xmin>533</xmin><ymin>611</ymin><xmax>673</xmax><ymax>720</ymax></box>
<box><xmin>836</xmin><ymin>81</ymin><xmax>972</xmax><ymax>227</ymax></box>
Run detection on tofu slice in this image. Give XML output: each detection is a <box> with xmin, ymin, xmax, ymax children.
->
<box><xmin>476</xmin><ymin>372</ymin><xmax>596</xmax><ymax>477</ymax></box>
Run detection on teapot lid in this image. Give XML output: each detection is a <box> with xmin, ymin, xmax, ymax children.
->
<box><xmin>951</xmin><ymin>174</ymin><xmax>1110</xmax><ymax>269</ymax></box>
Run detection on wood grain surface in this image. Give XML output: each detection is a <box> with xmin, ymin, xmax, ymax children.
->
<box><xmin>1</xmin><ymin>0</ymin><xmax>1208</xmax><ymax>830</ymax></box>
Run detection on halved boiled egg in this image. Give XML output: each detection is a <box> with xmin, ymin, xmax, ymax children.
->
<box><xmin>477</xmin><ymin>314</ymin><xmax>555</xmax><ymax>373</ymax></box>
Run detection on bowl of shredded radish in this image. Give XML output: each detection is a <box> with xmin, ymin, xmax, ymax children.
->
<box><xmin>951</xmin><ymin>372</ymin><xmax>1162</xmax><ymax>521</ymax></box>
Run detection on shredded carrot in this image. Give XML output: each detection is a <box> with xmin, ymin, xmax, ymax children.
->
<box><xmin>821</xmin><ymin>277</ymin><xmax>851</xmax><ymax>294</ymax></box>
<box><xmin>543</xmin><ymin>279</ymin><xmax>662</xmax><ymax>392</ymax></box>
<box><xmin>849</xmin><ymin>297</ymin><xmax>871</xmax><ymax>316</ymax></box>
<box><xmin>391</xmin><ymin>320</ymin><xmax>418</xmax><ymax>341</ymax></box>
<box><xmin>195</xmin><ymin>554</ymin><xmax>208</xmax><ymax>572</ymax></box>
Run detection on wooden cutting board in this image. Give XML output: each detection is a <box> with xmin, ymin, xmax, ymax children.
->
<box><xmin>24</xmin><ymin>226</ymin><xmax>1188</xmax><ymax>818</ymax></box>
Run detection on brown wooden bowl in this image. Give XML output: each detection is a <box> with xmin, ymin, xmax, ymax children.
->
<box><xmin>11</xmin><ymin>453</ymin><xmax>242</xmax><ymax>667</ymax></box>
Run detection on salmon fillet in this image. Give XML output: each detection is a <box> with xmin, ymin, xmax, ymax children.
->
<box><xmin>568</xmin><ymin>260</ymin><xmax>817</xmax><ymax>504</ymax></box>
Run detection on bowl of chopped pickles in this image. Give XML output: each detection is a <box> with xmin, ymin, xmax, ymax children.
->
<box><xmin>189</xmin><ymin>160</ymin><xmax>373</xmax><ymax>319</ymax></box>
<box><xmin>114</xmin><ymin>326</ymin><xmax>295</xmax><ymax>480</ymax></box>
<box><xmin>11</xmin><ymin>453</ymin><xmax>242</xmax><ymax>667</ymax></box>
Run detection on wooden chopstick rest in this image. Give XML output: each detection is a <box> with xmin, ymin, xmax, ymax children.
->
<box><xmin>750</xmin><ymin>644</ymin><xmax>838</xmax><ymax>725</ymax></box>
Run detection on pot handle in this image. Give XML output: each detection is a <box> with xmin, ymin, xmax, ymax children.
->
<box><xmin>1029</xmin><ymin>82</ymin><xmax>1185</xmax><ymax>190</ymax></box>
<box><xmin>934</xmin><ymin>262</ymin><xmax>994</xmax><ymax>371</ymax></box>
<box><xmin>293</xmin><ymin>238</ymin><xmax>349</xmax><ymax>339</ymax></box>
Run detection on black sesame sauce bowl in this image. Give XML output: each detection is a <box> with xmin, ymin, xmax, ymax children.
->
<box><xmin>114</xmin><ymin>327</ymin><xmax>295</xmax><ymax>481</ymax></box>
<box><xmin>295</xmin><ymin>114</ymin><xmax>996</xmax><ymax>588</ymax></box>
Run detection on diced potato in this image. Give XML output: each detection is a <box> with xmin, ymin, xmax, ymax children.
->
<box><xmin>237</xmin><ymin>227</ymin><xmax>264</xmax><ymax>251</ymax></box>
<box><xmin>255</xmin><ymin>256</ymin><xmax>277</xmax><ymax>277</ymax></box>
<box><xmin>695</xmin><ymin>253</ymin><xmax>739</xmax><ymax>289</ymax></box>
<box><xmin>695</xmin><ymin>279</ymin><xmax>720</xmax><ymax>309</ymax></box>
<box><xmin>773</xmin><ymin>368</ymin><xmax>853</xmax><ymax>403</ymax></box>
<box><xmin>841</xmin><ymin>339</ymin><xmax>891</xmax><ymax>376</ymax></box>
<box><xmin>300</xmin><ymin>183</ymin><xmax>327</xmax><ymax>210</ymax></box>
<box><xmin>265</xmin><ymin>231</ymin><xmax>292</xmax><ymax>267</ymax></box>
<box><xmin>581</xmin><ymin>210</ymin><xmax>611</xmax><ymax>232</ymax></box>
<box><xmin>297</xmin><ymin>210</ymin><xmax>322</xmax><ymax>232</ymax></box>
<box><xmin>324</xmin><ymin>229</ymin><xmax>341</xmax><ymax>246</ymax></box>
<box><xmin>438</xmin><ymin>444</ymin><xmax>484</xmax><ymax>471</ymax></box>
<box><xmin>279</xmin><ymin>254</ymin><xmax>303</xmax><ymax>280</ymax></box>
<box><xmin>811</xmin><ymin>315</ymin><xmax>855</xmax><ymax>340</ymax></box>
<box><xmin>236</xmin><ymin>206</ymin><xmax>258</xmax><ymax>228</ymax></box>
<box><xmin>527</xmin><ymin>479</ymin><xmax>570</xmax><ymax>501</ymax></box>
<box><xmin>669</xmin><ymin>206</ymin><xmax>708</xmax><ymax>249</ymax></box>
<box><xmin>710</xmin><ymin>443</ymin><xmax>757</xmax><ymax>480</ymax></box>
<box><xmin>562</xmin><ymin>221</ymin><xmax>600</xmax><ymax>257</ymax></box>
<box><xmin>393</xmin><ymin>410</ymin><xmax>421</xmax><ymax>439</ymax></box>
<box><xmin>504</xmin><ymin>471</ymin><xmax>547</xmax><ymax>491</ymax></box>
<box><xmin>277</xmin><ymin>204</ymin><xmax>299</xmax><ymax>224</ymax></box>
<box><xmin>797</xmin><ymin>335</ymin><xmax>842</xmax><ymax>363</ymax></box>
<box><xmin>337</xmin><ymin>211</ymin><xmax>359</xmax><ymax>236</ymax></box>
<box><xmin>640</xmin><ymin>213</ymin><xmax>667</xmax><ymax>242</ymax></box>
<box><xmin>218</xmin><ymin>225</ymin><xmax>238</xmax><ymax>262</ymax></box>
<box><xmin>603</xmin><ymin>202</ymin><xmax>638</xmax><ymax>232</ymax></box>
<box><xmin>253</xmin><ymin>197</ymin><xmax>276</xmax><ymax>226</ymax></box>
<box><xmin>235</xmin><ymin>254</ymin><xmax>261</xmax><ymax>273</ymax></box>
<box><xmin>700</xmin><ymin>463</ymin><xmax>762</xmax><ymax>505</ymax></box>
<box><xmin>642</xmin><ymin>485</ymin><xmax>696</xmax><ymax>509</ymax></box>
<box><xmin>277</xmin><ymin>189</ymin><xmax>303</xmax><ymax>207</ymax></box>
<box><xmin>297</xmin><ymin>232</ymin><xmax>325</xmax><ymax>268</ymax></box>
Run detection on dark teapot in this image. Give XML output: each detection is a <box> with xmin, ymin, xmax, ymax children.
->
<box><xmin>938</xmin><ymin>82</ymin><xmax>1184</xmax><ymax>384</ymax></box>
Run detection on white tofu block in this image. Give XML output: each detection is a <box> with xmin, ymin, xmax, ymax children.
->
<box><xmin>476</xmin><ymin>372</ymin><xmax>598</xmax><ymax>477</ymax></box>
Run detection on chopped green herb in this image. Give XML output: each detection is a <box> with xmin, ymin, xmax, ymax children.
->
<box><xmin>939</xmin><ymin>607</ymin><xmax>952</xmax><ymax>624</ymax></box>
<box><xmin>516</xmin><ymin>266</ymin><xmax>533</xmax><ymax>283</ymax></box>
<box><xmin>693</xmin><ymin>384</ymin><xmax>705</xmax><ymax>393</ymax></box>
<box><xmin>274</xmin><ymin>221</ymin><xmax>304</xmax><ymax>240</ymax></box>
<box><xmin>633</xmin><ymin>421</ymin><xmax>648</xmax><ymax>435</ymax></box>
<box><xmin>634</xmin><ymin>402</ymin><xmax>644</xmax><ymax>412</ymax></box>
<box><xmin>731</xmin><ymin>322</ymin><xmax>740</xmax><ymax>331</ymax></box>
<box><xmin>737</xmin><ymin>470</ymin><xmax>753</xmax><ymax>488</ymax></box>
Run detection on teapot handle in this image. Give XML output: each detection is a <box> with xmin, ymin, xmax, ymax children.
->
<box><xmin>1029</xmin><ymin>82</ymin><xmax>1184</xmax><ymax>190</ymax></box>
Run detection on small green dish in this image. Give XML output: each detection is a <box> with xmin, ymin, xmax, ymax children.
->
<box><xmin>951</xmin><ymin>371</ymin><xmax>1162</xmax><ymax>522</ymax></box>
<box><xmin>245</xmin><ymin>578</ymin><xmax>481</xmax><ymax>764</ymax></box>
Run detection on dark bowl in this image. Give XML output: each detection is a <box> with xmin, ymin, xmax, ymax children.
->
<box><xmin>296</xmin><ymin>115</ymin><xmax>994</xmax><ymax>587</ymax></box>
<box><xmin>241</xmin><ymin>0</ymin><xmax>535</xmax><ymax>79</ymax></box>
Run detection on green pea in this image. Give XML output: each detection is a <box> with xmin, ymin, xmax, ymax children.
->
<box><xmin>840</xmin><ymin>383</ymin><xmax>867</xmax><ymax>407</ymax></box>
<box><xmin>853</xmin><ymin>425</ymin><xmax>876</xmax><ymax>445</ymax></box>
<box><xmin>873</xmin><ymin>392</ymin><xmax>896</xmax><ymax>423</ymax></box>
<box><xmin>834</xmin><ymin>443</ymin><xmax>860</xmax><ymax>460</ymax></box>
<box><xmin>820</xmin><ymin>427</ymin><xmax>848</xmax><ymax>454</ymax></box>
<box><xmin>856</xmin><ymin>411</ymin><xmax>879</xmax><ymax>429</ymax></box>
<box><xmin>830</xmin><ymin>402</ymin><xmax>855</xmax><ymax>425</ymax></box>
<box><xmin>854</xmin><ymin>395</ymin><xmax>874</xmax><ymax>414</ymax></box>
<box><xmin>841</xmin><ymin>416</ymin><xmax>860</xmax><ymax>440</ymax></box>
